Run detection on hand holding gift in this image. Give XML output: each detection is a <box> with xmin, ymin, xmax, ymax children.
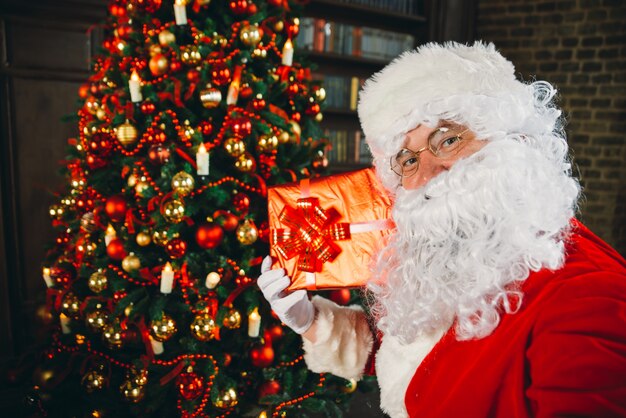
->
<box><xmin>257</xmin><ymin>256</ymin><xmax>315</xmax><ymax>335</ymax></box>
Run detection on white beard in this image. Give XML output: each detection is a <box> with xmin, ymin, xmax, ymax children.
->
<box><xmin>368</xmin><ymin>139</ymin><xmax>580</xmax><ymax>343</ymax></box>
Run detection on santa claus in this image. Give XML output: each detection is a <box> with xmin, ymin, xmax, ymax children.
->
<box><xmin>258</xmin><ymin>41</ymin><xmax>626</xmax><ymax>417</ymax></box>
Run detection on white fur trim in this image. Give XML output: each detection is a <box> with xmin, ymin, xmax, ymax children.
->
<box><xmin>376</xmin><ymin>331</ymin><xmax>445</xmax><ymax>418</ymax></box>
<box><xmin>302</xmin><ymin>296</ymin><xmax>374</xmax><ymax>380</ymax></box>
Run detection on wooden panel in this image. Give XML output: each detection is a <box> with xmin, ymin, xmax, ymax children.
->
<box><xmin>6</xmin><ymin>19</ymin><xmax>90</xmax><ymax>72</ymax></box>
<box><xmin>11</xmin><ymin>76</ymin><xmax>79</xmax><ymax>308</ymax></box>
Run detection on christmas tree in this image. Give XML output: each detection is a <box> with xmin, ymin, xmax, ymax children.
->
<box><xmin>30</xmin><ymin>0</ymin><xmax>372</xmax><ymax>416</ymax></box>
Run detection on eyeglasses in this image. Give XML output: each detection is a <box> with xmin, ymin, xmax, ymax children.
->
<box><xmin>390</xmin><ymin>126</ymin><xmax>471</xmax><ymax>178</ymax></box>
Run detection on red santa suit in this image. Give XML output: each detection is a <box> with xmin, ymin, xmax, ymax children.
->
<box><xmin>302</xmin><ymin>221</ymin><xmax>626</xmax><ymax>417</ymax></box>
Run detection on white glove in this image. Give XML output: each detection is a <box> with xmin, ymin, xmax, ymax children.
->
<box><xmin>257</xmin><ymin>256</ymin><xmax>315</xmax><ymax>334</ymax></box>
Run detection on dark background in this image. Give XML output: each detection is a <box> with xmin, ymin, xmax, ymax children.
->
<box><xmin>0</xmin><ymin>0</ymin><xmax>624</xmax><ymax>416</ymax></box>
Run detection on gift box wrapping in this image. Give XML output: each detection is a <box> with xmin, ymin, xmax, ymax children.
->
<box><xmin>268</xmin><ymin>167</ymin><xmax>395</xmax><ymax>291</ymax></box>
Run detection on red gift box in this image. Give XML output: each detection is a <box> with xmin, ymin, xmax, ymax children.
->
<box><xmin>268</xmin><ymin>168</ymin><xmax>395</xmax><ymax>291</ymax></box>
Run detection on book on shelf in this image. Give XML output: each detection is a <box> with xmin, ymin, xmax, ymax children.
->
<box><xmin>312</xmin><ymin>73</ymin><xmax>365</xmax><ymax>111</ymax></box>
<box><xmin>324</xmin><ymin>129</ymin><xmax>371</xmax><ymax>165</ymax></box>
<box><xmin>296</xmin><ymin>17</ymin><xmax>415</xmax><ymax>61</ymax></box>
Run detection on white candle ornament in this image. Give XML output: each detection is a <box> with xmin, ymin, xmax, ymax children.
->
<box><xmin>42</xmin><ymin>267</ymin><xmax>54</xmax><ymax>288</ymax></box>
<box><xmin>128</xmin><ymin>70</ymin><xmax>143</xmax><ymax>102</ymax></box>
<box><xmin>281</xmin><ymin>38</ymin><xmax>294</xmax><ymax>66</ymax></box>
<box><xmin>150</xmin><ymin>336</ymin><xmax>164</xmax><ymax>355</ymax></box>
<box><xmin>160</xmin><ymin>262</ymin><xmax>175</xmax><ymax>294</ymax></box>
<box><xmin>60</xmin><ymin>313</ymin><xmax>71</xmax><ymax>334</ymax></box>
<box><xmin>205</xmin><ymin>271</ymin><xmax>221</xmax><ymax>289</ymax></box>
<box><xmin>173</xmin><ymin>0</ymin><xmax>188</xmax><ymax>25</ymax></box>
<box><xmin>105</xmin><ymin>224</ymin><xmax>116</xmax><ymax>246</ymax></box>
<box><xmin>248</xmin><ymin>308</ymin><xmax>261</xmax><ymax>338</ymax></box>
<box><xmin>196</xmin><ymin>143</ymin><xmax>210</xmax><ymax>176</ymax></box>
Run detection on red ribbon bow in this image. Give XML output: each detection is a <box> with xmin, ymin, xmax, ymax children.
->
<box><xmin>272</xmin><ymin>197</ymin><xmax>350</xmax><ymax>273</ymax></box>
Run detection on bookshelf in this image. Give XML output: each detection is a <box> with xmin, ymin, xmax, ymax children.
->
<box><xmin>300</xmin><ymin>0</ymin><xmax>477</xmax><ymax>172</ymax></box>
<box><xmin>300</xmin><ymin>0</ymin><xmax>427</xmax><ymax>172</ymax></box>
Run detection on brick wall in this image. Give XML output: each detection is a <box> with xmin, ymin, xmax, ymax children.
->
<box><xmin>476</xmin><ymin>0</ymin><xmax>626</xmax><ymax>255</ymax></box>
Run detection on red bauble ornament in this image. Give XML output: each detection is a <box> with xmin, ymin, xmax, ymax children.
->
<box><xmin>229</xmin><ymin>0</ymin><xmax>249</xmax><ymax>14</ymax></box>
<box><xmin>268</xmin><ymin>324</ymin><xmax>284</xmax><ymax>341</ymax></box>
<box><xmin>305</xmin><ymin>103</ymin><xmax>320</xmax><ymax>116</ymax></box>
<box><xmin>286</xmin><ymin>22</ymin><xmax>299</xmax><ymax>38</ymax></box>
<box><xmin>166</xmin><ymin>238</ymin><xmax>187</xmax><ymax>258</ymax></box>
<box><xmin>240</xmin><ymin>86</ymin><xmax>253</xmax><ymax>99</ymax></box>
<box><xmin>141</xmin><ymin>101</ymin><xmax>156</xmax><ymax>114</ymax></box>
<box><xmin>78</xmin><ymin>84</ymin><xmax>90</xmax><ymax>99</ymax></box>
<box><xmin>214</xmin><ymin>210</ymin><xmax>239</xmax><ymax>232</ymax></box>
<box><xmin>177</xmin><ymin>371</ymin><xmax>204</xmax><ymax>400</ymax></box>
<box><xmin>211</xmin><ymin>62</ymin><xmax>231</xmax><ymax>86</ymax></box>
<box><xmin>251</xmin><ymin>97</ymin><xmax>266</xmax><ymax>110</ymax></box>
<box><xmin>329</xmin><ymin>289</ymin><xmax>351</xmax><ymax>305</ymax></box>
<box><xmin>51</xmin><ymin>266</ymin><xmax>73</xmax><ymax>286</ymax></box>
<box><xmin>268</xmin><ymin>0</ymin><xmax>282</xmax><ymax>6</ymax></box>
<box><xmin>250</xmin><ymin>345</ymin><xmax>274</xmax><ymax>368</ymax></box>
<box><xmin>106</xmin><ymin>238</ymin><xmax>127</xmax><ymax>261</ymax></box>
<box><xmin>258</xmin><ymin>221</ymin><xmax>270</xmax><ymax>243</ymax></box>
<box><xmin>131</xmin><ymin>0</ymin><xmax>162</xmax><ymax>13</ymax></box>
<box><xmin>116</xmin><ymin>25</ymin><xmax>133</xmax><ymax>38</ymax></box>
<box><xmin>232</xmin><ymin>193</ymin><xmax>250</xmax><ymax>214</ymax></box>
<box><xmin>247</xmin><ymin>2</ymin><xmax>257</xmax><ymax>13</ymax></box>
<box><xmin>147</xmin><ymin>144</ymin><xmax>170</xmax><ymax>164</ymax></box>
<box><xmin>105</xmin><ymin>195</ymin><xmax>127</xmax><ymax>222</ymax></box>
<box><xmin>187</xmin><ymin>69</ymin><xmax>200</xmax><ymax>83</ymax></box>
<box><xmin>56</xmin><ymin>231</ymin><xmax>71</xmax><ymax>246</ymax></box>
<box><xmin>88</xmin><ymin>131</ymin><xmax>114</xmax><ymax>156</ymax></box>
<box><xmin>230</xmin><ymin>117</ymin><xmax>252</xmax><ymax>136</ymax></box>
<box><xmin>291</xmin><ymin>111</ymin><xmax>301</xmax><ymax>123</ymax></box>
<box><xmin>286</xmin><ymin>83</ymin><xmax>299</xmax><ymax>97</ymax></box>
<box><xmin>198</xmin><ymin>121</ymin><xmax>213</xmax><ymax>136</ymax></box>
<box><xmin>86</xmin><ymin>154</ymin><xmax>107</xmax><ymax>170</ymax></box>
<box><xmin>109</xmin><ymin>2</ymin><xmax>127</xmax><ymax>18</ymax></box>
<box><xmin>258</xmin><ymin>380</ymin><xmax>281</xmax><ymax>398</ymax></box>
<box><xmin>170</xmin><ymin>59</ymin><xmax>182</xmax><ymax>73</ymax></box>
<box><xmin>195</xmin><ymin>223</ymin><xmax>224</xmax><ymax>249</ymax></box>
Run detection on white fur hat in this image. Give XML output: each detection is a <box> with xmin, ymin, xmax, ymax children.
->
<box><xmin>357</xmin><ymin>41</ymin><xmax>562</xmax><ymax>189</ymax></box>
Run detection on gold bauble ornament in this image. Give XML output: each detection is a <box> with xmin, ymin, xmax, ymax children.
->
<box><xmin>152</xmin><ymin>229</ymin><xmax>169</xmax><ymax>246</ymax></box>
<box><xmin>85</xmin><ymin>96</ymin><xmax>100</xmax><ymax>114</ymax></box>
<box><xmin>214</xmin><ymin>387</ymin><xmax>238</xmax><ymax>409</ymax></box>
<box><xmin>190</xmin><ymin>313</ymin><xmax>216</xmax><ymax>342</ymax></box>
<box><xmin>88</xmin><ymin>271</ymin><xmax>108</xmax><ymax>293</ymax></box>
<box><xmin>135</xmin><ymin>181</ymin><xmax>150</xmax><ymax>197</ymax></box>
<box><xmin>150</xmin><ymin>314</ymin><xmax>177</xmax><ymax>342</ymax></box>
<box><xmin>131</xmin><ymin>369</ymin><xmax>149</xmax><ymax>386</ymax></box>
<box><xmin>314</xmin><ymin>112</ymin><xmax>323</xmax><ymax>122</ymax></box>
<box><xmin>278</xmin><ymin>130</ymin><xmax>290</xmax><ymax>143</ymax></box>
<box><xmin>148</xmin><ymin>44</ymin><xmax>162</xmax><ymax>56</ymax></box>
<box><xmin>120</xmin><ymin>378</ymin><xmax>145</xmax><ymax>403</ymax></box>
<box><xmin>211</xmin><ymin>34</ymin><xmax>228</xmax><ymax>48</ymax></box>
<box><xmin>234</xmin><ymin>152</ymin><xmax>256</xmax><ymax>173</ymax></box>
<box><xmin>180</xmin><ymin>45</ymin><xmax>201</xmax><ymax>65</ymax></box>
<box><xmin>70</xmin><ymin>177</ymin><xmax>86</xmax><ymax>190</ymax></box>
<box><xmin>85</xmin><ymin>308</ymin><xmax>109</xmax><ymax>332</ymax></box>
<box><xmin>102</xmin><ymin>321</ymin><xmax>124</xmax><ymax>349</ymax></box>
<box><xmin>96</xmin><ymin>108</ymin><xmax>107</xmax><ymax>120</ymax></box>
<box><xmin>274</xmin><ymin>20</ymin><xmax>284</xmax><ymax>32</ymax></box>
<box><xmin>314</xmin><ymin>87</ymin><xmax>326</xmax><ymax>101</ymax></box>
<box><xmin>256</xmin><ymin>134</ymin><xmax>278</xmax><ymax>153</ymax></box>
<box><xmin>222</xmin><ymin>308</ymin><xmax>242</xmax><ymax>329</ymax></box>
<box><xmin>162</xmin><ymin>199</ymin><xmax>185</xmax><ymax>223</ymax></box>
<box><xmin>236</xmin><ymin>219</ymin><xmax>258</xmax><ymax>245</ymax></box>
<box><xmin>158</xmin><ymin>29</ymin><xmax>176</xmax><ymax>46</ymax></box>
<box><xmin>199</xmin><ymin>85</ymin><xmax>222</xmax><ymax>108</ymax></box>
<box><xmin>136</xmin><ymin>232</ymin><xmax>151</xmax><ymax>246</ymax></box>
<box><xmin>49</xmin><ymin>204</ymin><xmax>65</xmax><ymax>220</ymax></box>
<box><xmin>149</xmin><ymin>53</ymin><xmax>169</xmax><ymax>76</ymax></box>
<box><xmin>116</xmin><ymin>120</ymin><xmax>138</xmax><ymax>147</ymax></box>
<box><xmin>288</xmin><ymin>120</ymin><xmax>301</xmax><ymax>143</ymax></box>
<box><xmin>171</xmin><ymin>171</ymin><xmax>195</xmax><ymax>196</ymax></box>
<box><xmin>341</xmin><ymin>378</ymin><xmax>358</xmax><ymax>393</ymax></box>
<box><xmin>240</xmin><ymin>23</ymin><xmax>262</xmax><ymax>47</ymax></box>
<box><xmin>32</xmin><ymin>365</ymin><xmax>56</xmax><ymax>390</ymax></box>
<box><xmin>80</xmin><ymin>212</ymin><xmax>96</xmax><ymax>233</ymax></box>
<box><xmin>82</xmin><ymin>369</ymin><xmax>107</xmax><ymax>393</ymax></box>
<box><xmin>61</xmin><ymin>292</ymin><xmax>81</xmax><ymax>318</ymax></box>
<box><xmin>122</xmin><ymin>253</ymin><xmax>141</xmax><ymax>272</ymax></box>
<box><xmin>224</xmin><ymin>137</ymin><xmax>246</xmax><ymax>157</ymax></box>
